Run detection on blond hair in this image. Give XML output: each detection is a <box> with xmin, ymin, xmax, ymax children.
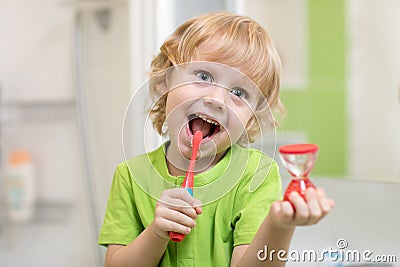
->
<box><xmin>149</xmin><ymin>12</ymin><xmax>285</xmax><ymax>143</ymax></box>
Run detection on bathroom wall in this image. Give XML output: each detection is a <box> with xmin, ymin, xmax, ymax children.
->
<box><xmin>76</xmin><ymin>0</ymin><xmax>131</xmax><ymax>231</ymax></box>
<box><xmin>347</xmin><ymin>0</ymin><xmax>400</xmax><ymax>180</ymax></box>
<box><xmin>0</xmin><ymin>0</ymin><xmax>98</xmax><ymax>266</ymax></box>
<box><xmin>0</xmin><ymin>0</ymin><xmax>130</xmax><ymax>266</ymax></box>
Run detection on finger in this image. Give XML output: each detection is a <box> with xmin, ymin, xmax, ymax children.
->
<box><xmin>269</xmin><ymin>201</ymin><xmax>294</xmax><ymax>226</ymax></box>
<box><xmin>193</xmin><ymin>198</ymin><xmax>203</xmax><ymax>215</ymax></box>
<box><xmin>316</xmin><ymin>188</ymin><xmax>334</xmax><ymax>214</ymax></box>
<box><xmin>305</xmin><ymin>188</ymin><xmax>323</xmax><ymax>224</ymax></box>
<box><xmin>166</xmin><ymin>199</ymin><xmax>199</xmax><ymax>219</ymax></box>
<box><xmin>269</xmin><ymin>201</ymin><xmax>282</xmax><ymax>218</ymax></box>
<box><xmin>329</xmin><ymin>199</ymin><xmax>335</xmax><ymax>208</ymax></box>
<box><xmin>289</xmin><ymin>191</ymin><xmax>310</xmax><ymax>225</ymax></box>
<box><xmin>165</xmin><ymin>188</ymin><xmax>201</xmax><ymax>211</ymax></box>
<box><xmin>158</xmin><ymin>207</ymin><xmax>197</xmax><ymax>229</ymax></box>
<box><xmin>169</xmin><ymin>188</ymin><xmax>198</xmax><ymax>205</ymax></box>
<box><xmin>281</xmin><ymin>201</ymin><xmax>294</xmax><ymax>217</ymax></box>
<box><xmin>156</xmin><ymin>217</ymin><xmax>192</xmax><ymax>235</ymax></box>
<box><xmin>158</xmin><ymin>195</ymin><xmax>196</xmax><ymax>214</ymax></box>
<box><xmin>159</xmin><ymin>189</ymin><xmax>199</xmax><ymax>219</ymax></box>
<box><xmin>279</xmin><ymin>200</ymin><xmax>295</xmax><ymax>224</ymax></box>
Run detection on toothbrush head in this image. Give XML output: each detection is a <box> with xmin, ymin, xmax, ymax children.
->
<box><xmin>190</xmin><ymin>130</ymin><xmax>203</xmax><ymax>148</ymax></box>
<box><xmin>193</xmin><ymin>131</ymin><xmax>203</xmax><ymax>147</ymax></box>
<box><xmin>190</xmin><ymin>131</ymin><xmax>203</xmax><ymax>158</ymax></box>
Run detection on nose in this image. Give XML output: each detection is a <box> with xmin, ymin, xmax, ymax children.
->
<box><xmin>203</xmin><ymin>86</ymin><xmax>227</xmax><ymax>111</ymax></box>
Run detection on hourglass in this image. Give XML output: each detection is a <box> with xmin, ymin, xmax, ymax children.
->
<box><xmin>278</xmin><ymin>144</ymin><xmax>318</xmax><ymax>201</ymax></box>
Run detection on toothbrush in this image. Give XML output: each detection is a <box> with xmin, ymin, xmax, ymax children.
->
<box><xmin>169</xmin><ymin>130</ymin><xmax>203</xmax><ymax>242</ymax></box>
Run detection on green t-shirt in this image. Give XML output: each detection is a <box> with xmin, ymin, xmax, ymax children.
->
<box><xmin>98</xmin><ymin>143</ymin><xmax>282</xmax><ymax>266</ymax></box>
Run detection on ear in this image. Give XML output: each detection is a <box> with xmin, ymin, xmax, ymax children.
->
<box><xmin>245</xmin><ymin>115</ymin><xmax>258</xmax><ymax>134</ymax></box>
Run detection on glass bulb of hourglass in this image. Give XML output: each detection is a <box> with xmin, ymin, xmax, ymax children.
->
<box><xmin>278</xmin><ymin>144</ymin><xmax>318</xmax><ymax>201</ymax></box>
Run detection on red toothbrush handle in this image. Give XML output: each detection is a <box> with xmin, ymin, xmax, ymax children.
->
<box><xmin>168</xmin><ymin>183</ymin><xmax>193</xmax><ymax>242</ymax></box>
<box><xmin>169</xmin><ymin>231</ymin><xmax>186</xmax><ymax>242</ymax></box>
<box><xmin>169</xmin><ymin>131</ymin><xmax>202</xmax><ymax>243</ymax></box>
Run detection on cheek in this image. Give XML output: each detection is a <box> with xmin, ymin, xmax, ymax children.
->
<box><xmin>165</xmin><ymin>98</ymin><xmax>173</xmax><ymax>116</ymax></box>
<box><xmin>231</xmin><ymin>108</ymin><xmax>253</xmax><ymax>129</ymax></box>
<box><xmin>226</xmin><ymin>109</ymin><xmax>253</xmax><ymax>142</ymax></box>
<box><xmin>165</xmin><ymin>91</ymin><xmax>182</xmax><ymax>115</ymax></box>
<box><xmin>165</xmin><ymin>87</ymin><xmax>196</xmax><ymax>114</ymax></box>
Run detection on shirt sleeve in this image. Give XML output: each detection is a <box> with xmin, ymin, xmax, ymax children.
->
<box><xmin>98</xmin><ymin>162</ymin><xmax>144</xmax><ymax>246</ymax></box>
<box><xmin>232</xmin><ymin>159</ymin><xmax>282</xmax><ymax>247</ymax></box>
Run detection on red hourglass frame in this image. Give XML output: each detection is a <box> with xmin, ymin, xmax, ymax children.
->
<box><xmin>278</xmin><ymin>144</ymin><xmax>318</xmax><ymax>201</ymax></box>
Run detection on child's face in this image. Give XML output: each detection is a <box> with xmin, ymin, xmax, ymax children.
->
<box><xmin>164</xmin><ymin>60</ymin><xmax>262</xmax><ymax>161</ymax></box>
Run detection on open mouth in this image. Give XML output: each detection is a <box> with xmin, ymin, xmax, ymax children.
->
<box><xmin>187</xmin><ymin>113</ymin><xmax>221</xmax><ymax>140</ymax></box>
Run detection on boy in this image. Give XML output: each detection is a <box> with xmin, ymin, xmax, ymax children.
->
<box><xmin>99</xmin><ymin>12</ymin><xmax>334</xmax><ymax>267</ymax></box>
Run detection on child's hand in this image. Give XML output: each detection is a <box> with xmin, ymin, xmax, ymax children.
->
<box><xmin>151</xmin><ymin>188</ymin><xmax>202</xmax><ymax>239</ymax></box>
<box><xmin>269</xmin><ymin>187</ymin><xmax>334</xmax><ymax>228</ymax></box>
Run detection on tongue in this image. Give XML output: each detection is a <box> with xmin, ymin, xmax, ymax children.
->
<box><xmin>190</xmin><ymin>118</ymin><xmax>211</xmax><ymax>137</ymax></box>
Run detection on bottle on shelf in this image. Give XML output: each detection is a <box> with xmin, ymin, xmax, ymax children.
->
<box><xmin>6</xmin><ymin>150</ymin><xmax>36</xmax><ymax>223</ymax></box>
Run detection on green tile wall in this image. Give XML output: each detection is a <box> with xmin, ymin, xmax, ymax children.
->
<box><xmin>279</xmin><ymin>0</ymin><xmax>347</xmax><ymax>177</ymax></box>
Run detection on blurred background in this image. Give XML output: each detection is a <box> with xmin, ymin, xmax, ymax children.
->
<box><xmin>0</xmin><ymin>0</ymin><xmax>398</xmax><ymax>266</ymax></box>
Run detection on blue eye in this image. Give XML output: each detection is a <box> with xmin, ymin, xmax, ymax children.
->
<box><xmin>230</xmin><ymin>88</ymin><xmax>247</xmax><ymax>98</ymax></box>
<box><xmin>196</xmin><ymin>71</ymin><xmax>213</xmax><ymax>83</ymax></box>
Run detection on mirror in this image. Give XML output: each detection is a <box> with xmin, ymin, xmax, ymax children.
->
<box><xmin>159</xmin><ymin>0</ymin><xmax>400</xmax><ymax>181</ymax></box>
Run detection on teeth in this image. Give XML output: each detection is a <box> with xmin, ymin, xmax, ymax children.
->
<box><xmin>195</xmin><ymin>113</ymin><xmax>219</xmax><ymax>125</ymax></box>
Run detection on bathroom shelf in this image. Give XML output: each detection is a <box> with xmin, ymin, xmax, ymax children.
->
<box><xmin>0</xmin><ymin>200</ymin><xmax>73</xmax><ymax>224</ymax></box>
<box><xmin>0</xmin><ymin>100</ymin><xmax>76</xmax><ymax>125</ymax></box>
